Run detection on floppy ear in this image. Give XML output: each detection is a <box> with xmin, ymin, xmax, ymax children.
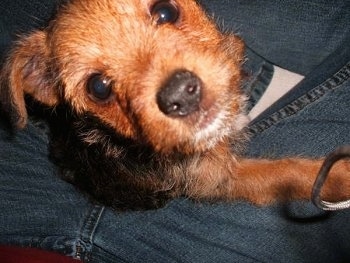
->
<box><xmin>0</xmin><ymin>31</ymin><xmax>60</xmax><ymax>129</ymax></box>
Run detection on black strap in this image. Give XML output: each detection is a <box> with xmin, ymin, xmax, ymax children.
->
<box><xmin>312</xmin><ymin>145</ymin><xmax>350</xmax><ymax>211</ymax></box>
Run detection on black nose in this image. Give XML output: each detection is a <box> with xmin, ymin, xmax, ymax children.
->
<box><xmin>157</xmin><ymin>70</ymin><xmax>202</xmax><ymax>117</ymax></box>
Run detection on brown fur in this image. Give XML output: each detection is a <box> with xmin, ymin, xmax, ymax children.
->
<box><xmin>1</xmin><ymin>0</ymin><xmax>349</xmax><ymax>210</ymax></box>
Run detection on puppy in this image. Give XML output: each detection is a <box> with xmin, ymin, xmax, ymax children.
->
<box><xmin>0</xmin><ymin>0</ymin><xmax>349</xmax><ymax>210</ymax></box>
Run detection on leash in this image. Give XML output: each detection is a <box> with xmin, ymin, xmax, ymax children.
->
<box><xmin>312</xmin><ymin>145</ymin><xmax>350</xmax><ymax>211</ymax></box>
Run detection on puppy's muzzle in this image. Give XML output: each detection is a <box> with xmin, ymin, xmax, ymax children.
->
<box><xmin>157</xmin><ymin>70</ymin><xmax>202</xmax><ymax>117</ymax></box>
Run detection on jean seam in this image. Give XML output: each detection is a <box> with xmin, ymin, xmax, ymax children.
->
<box><xmin>245</xmin><ymin>60</ymin><xmax>274</xmax><ymax>111</ymax></box>
<box><xmin>76</xmin><ymin>205</ymin><xmax>105</xmax><ymax>262</ymax></box>
<box><xmin>248</xmin><ymin>61</ymin><xmax>350</xmax><ymax>135</ymax></box>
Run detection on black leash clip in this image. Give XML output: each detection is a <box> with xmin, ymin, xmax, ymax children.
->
<box><xmin>312</xmin><ymin>146</ymin><xmax>350</xmax><ymax>211</ymax></box>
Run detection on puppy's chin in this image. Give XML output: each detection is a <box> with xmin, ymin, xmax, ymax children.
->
<box><xmin>192</xmin><ymin>109</ymin><xmax>243</xmax><ymax>149</ymax></box>
<box><xmin>144</xmin><ymin>109</ymin><xmax>248</xmax><ymax>155</ymax></box>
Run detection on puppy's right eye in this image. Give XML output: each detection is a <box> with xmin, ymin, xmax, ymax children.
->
<box><xmin>151</xmin><ymin>1</ymin><xmax>179</xmax><ymax>25</ymax></box>
<box><xmin>87</xmin><ymin>74</ymin><xmax>113</xmax><ymax>102</ymax></box>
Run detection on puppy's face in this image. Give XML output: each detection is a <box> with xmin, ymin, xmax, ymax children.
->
<box><xmin>1</xmin><ymin>0</ymin><xmax>246</xmax><ymax>154</ymax></box>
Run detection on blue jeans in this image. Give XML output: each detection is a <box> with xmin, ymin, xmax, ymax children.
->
<box><xmin>1</xmin><ymin>0</ymin><xmax>350</xmax><ymax>262</ymax></box>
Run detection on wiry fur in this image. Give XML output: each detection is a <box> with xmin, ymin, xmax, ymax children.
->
<box><xmin>1</xmin><ymin>0</ymin><xmax>350</xmax><ymax>210</ymax></box>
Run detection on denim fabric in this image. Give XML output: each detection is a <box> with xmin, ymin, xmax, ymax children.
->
<box><xmin>1</xmin><ymin>0</ymin><xmax>350</xmax><ymax>262</ymax></box>
<box><xmin>1</xmin><ymin>125</ymin><xmax>350</xmax><ymax>263</ymax></box>
<box><xmin>0</xmin><ymin>19</ymin><xmax>10</xmax><ymax>64</ymax></box>
<box><xmin>242</xmin><ymin>48</ymin><xmax>275</xmax><ymax>112</ymax></box>
<box><xmin>201</xmin><ymin>0</ymin><xmax>350</xmax><ymax>75</ymax></box>
<box><xmin>247</xmin><ymin>42</ymin><xmax>350</xmax><ymax>158</ymax></box>
<box><xmin>0</xmin><ymin>120</ymin><xmax>94</xmax><ymax>258</ymax></box>
<box><xmin>0</xmin><ymin>0</ymin><xmax>60</xmax><ymax>65</ymax></box>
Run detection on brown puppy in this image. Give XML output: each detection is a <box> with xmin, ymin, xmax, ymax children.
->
<box><xmin>0</xmin><ymin>0</ymin><xmax>349</xmax><ymax>210</ymax></box>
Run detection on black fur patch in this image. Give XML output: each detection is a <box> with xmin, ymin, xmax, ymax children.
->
<box><xmin>43</xmin><ymin>103</ymin><xmax>185</xmax><ymax>210</ymax></box>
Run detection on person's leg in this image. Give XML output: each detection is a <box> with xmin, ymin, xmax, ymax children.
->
<box><xmin>1</xmin><ymin>118</ymin><xmax>350</xmax><ymax>263</ymax></box>
<box><xmin>0</xmin><ymin>118</ymin><xmax>104</xmax><ymax>258</ymax></box>
<box><xmin>200</xmin><ymin>0</ymin><xmax>350</xmax><ymax>75</ymax></box>
<box><xmin>1</xmin><ymin>1</ymin><xmax>350</xmax><ymax>263</ymax></box>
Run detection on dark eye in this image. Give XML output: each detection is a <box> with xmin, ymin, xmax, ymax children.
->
<box><xmin>87</xmin><ymin>74</ymin><xmax>113</xmax><ymax>102</ymax></box>
<box><xmin>151</xmin><ymin>1</ymin><xmax>179</xmax><ymax>25</ymax></box>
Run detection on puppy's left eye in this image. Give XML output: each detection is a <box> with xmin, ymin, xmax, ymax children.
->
<box><xmin>151</xmin><ymin>1</ymin><xmax>179</xmax><ymax>25</ymax></box>
<box><xmin>87</xmin><ymin>74</ymin><xmax>113</xmax><ymax>102</ymax></box>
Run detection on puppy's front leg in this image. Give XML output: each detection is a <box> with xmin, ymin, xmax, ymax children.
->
<box><xmin>186</xmin><ymin>146</ymin><xmax>350</xmax><ymax>205</ymax></box>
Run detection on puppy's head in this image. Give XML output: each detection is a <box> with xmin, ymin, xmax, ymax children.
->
<box><xmin>0</xmin><ymin>0</ymin><xmax>246</xmax><ymax>154</ymax></box>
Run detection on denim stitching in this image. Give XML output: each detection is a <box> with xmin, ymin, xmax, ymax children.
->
<box><xmin>244</xmin><ymin>61</ymin><xmax>274</xmax><ymax>111</ymax></box>
<box><xmin>248</xmin><ymin>62</ymin><xmax>350</xmax><ymax>135</ymax></box>
<box><xmin>76</xmin><ymin>205</ymin><xmax>105</xmax><ymax>262</ymax></box>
